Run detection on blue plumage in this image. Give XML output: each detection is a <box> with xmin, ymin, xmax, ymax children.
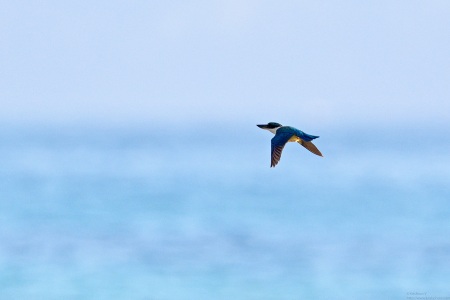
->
<box><xmin>276</xmin><ymin>126</ymin><xmax>319</xmax><ymax>142</ymax></box>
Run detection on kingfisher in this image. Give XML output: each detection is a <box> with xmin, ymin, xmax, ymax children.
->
<box><xmin>257</xmin><ymin>122</ymin><xmax>323</xmax><ymax>167</ymax></box>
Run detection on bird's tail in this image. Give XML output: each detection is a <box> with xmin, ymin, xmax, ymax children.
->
<box><xmin>302</xmin><ymin>133</ymin><xmax>319</xmax><ymax>142</ymax></box>
<box><xmin>298</xmin><ymin>140</ymin><xmax>323</xmax><ymax>157</ymax></box>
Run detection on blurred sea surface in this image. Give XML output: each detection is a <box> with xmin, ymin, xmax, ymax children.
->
<box><xmin>0</xmin><ymin>124</ymin><xmax>449</xmax><ymax>299</ymax></box>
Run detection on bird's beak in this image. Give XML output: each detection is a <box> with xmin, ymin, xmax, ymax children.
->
<box><xmin>257</xmin><ymin>124</ymin><xmax>267</xmax><ymax>129</ymax></box>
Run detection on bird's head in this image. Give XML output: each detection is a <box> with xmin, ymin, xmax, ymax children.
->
<box><xmin>257</xmin><ymin>122</ymin><xmax>282</xmax><ymax>134</ymax></box>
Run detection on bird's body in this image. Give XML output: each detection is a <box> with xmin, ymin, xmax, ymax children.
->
<box><xmin>257</xmin><ymin>122</ymin><xmax>323</xmax><ymax>167</ymax></box>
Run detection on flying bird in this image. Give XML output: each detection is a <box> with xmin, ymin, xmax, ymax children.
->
<box><xmin>257</xmin><ymin>122</ymin><xmax>323</xmax><ymax>167</ymax></box>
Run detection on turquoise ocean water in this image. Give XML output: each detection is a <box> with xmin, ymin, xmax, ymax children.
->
<box><xmin>0</xmin><ymin>125</ymin><xmax>449</xmax><ymax>299</ymax></box>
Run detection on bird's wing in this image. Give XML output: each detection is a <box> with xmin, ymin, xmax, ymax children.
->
<box><xmin>298</xmin><ymin>139</ymin><xmax>323</xmax><ymax>157</ymax></box>
<box><xmin>271</xmin><ymin>132</ymin><xmax>293</xmax><ymax>167</ymax></box>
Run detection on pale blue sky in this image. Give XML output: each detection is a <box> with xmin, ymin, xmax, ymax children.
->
<box><xmin>1</xmin><ymin>1</ymin><xmax>449</xmax><ymax>128</ymax></box>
